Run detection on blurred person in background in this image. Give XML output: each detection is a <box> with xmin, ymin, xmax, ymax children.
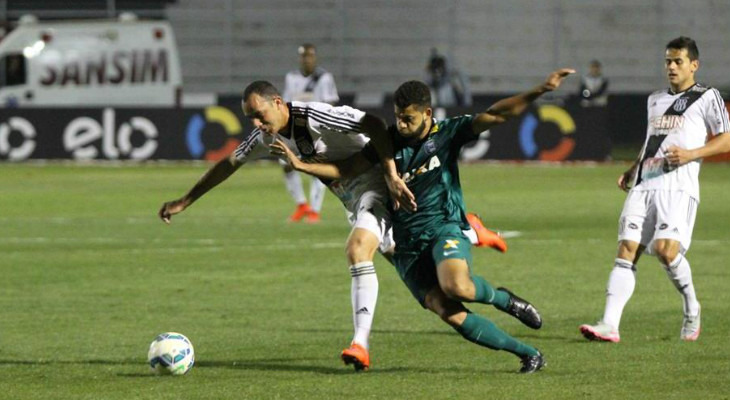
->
<box><xmin>578</xmin><ymin>59</ymin><xmax>609</xmax><ymax>107</ymax></box>
<box><xmin>280</xmin><ymin>43</ymin><xmax>340</xmax><ymax>223</ymax></box>
<box><xmin>425</xmin><ymin>48</ymin><xmax>472</xmax><ymax>110</ymax></box>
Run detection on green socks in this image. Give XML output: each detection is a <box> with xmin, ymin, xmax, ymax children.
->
<box><xmin>456</xmin><ymin>313</ymin><xmax>538</xmax><ymax>357</ymax></box>
<box><xmin>472</xmin><ymin>275</ymin><xmax>510</xmax><ymax>311</ymax></box>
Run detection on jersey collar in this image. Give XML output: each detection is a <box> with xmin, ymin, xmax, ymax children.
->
<box><xmin>668</xmin><ymin>82</ymin><xmax>698</xmax><ymax>96</ymax></box>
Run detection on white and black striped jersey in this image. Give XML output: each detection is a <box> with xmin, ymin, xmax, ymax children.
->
<box><xmin>283</xmin><ymin>67</ymin><xmax>339</xmax><ymax>104</ymax></box>
<box><xmin>633</xmin><ymin>83</ymin><xmax>729</xmax><ymax>200</ymax></box>
<box><xmin>233</xmin><ymin>101</ymin><xmax>387</xmax><ymax>211</ymax></box>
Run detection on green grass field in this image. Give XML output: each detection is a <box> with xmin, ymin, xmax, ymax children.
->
<box><xmin>1</xmin><ymin>161</ymin><xmax>729</xmax><ymax>399</ymax></box>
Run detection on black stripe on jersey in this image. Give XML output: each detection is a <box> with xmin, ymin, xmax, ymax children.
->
<box><xmin>307</xmin><ymin>107</ymin><xmax>363</xmax><ymax>130</ymax></box>
<box><xmin>291</xmin><ymin>108</ymin><xmax>362</xmax><ymax>133</ymax></box>
<box><xmin>309</xmin><ymin>115</ymin><xmax>363</xmax><ymax>134</ymax></box>
<box><xmin>711</xmin><ymin>89</ymin><xmax>730</xmax><ymax>132</ymax></box>
<box><xmin>292</xmin><ymin>106</ymin><xmax>362</xmax><ymax>129</ymax></box>
<box><xmin>234</xmin><ymin>128</ymin><xmax>262</xmax><ymax>160</ymax></box>
<box><xmin>291</xmin><ymin>106</ymin><xmax>362</xmax><ymax>132</ymax></box>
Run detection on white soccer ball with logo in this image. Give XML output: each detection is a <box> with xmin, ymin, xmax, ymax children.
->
<box><xmin>147</xmin><ymin>332</ymin><xmax>195</xmax><ymax>375</ymax></box>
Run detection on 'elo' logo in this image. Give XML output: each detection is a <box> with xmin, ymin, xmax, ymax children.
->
<box><xmin>64</xmin><ymin>108</ymin><xmax>158</xmax><ymax>160</ymax></box>
<box><xmin>0</xmin><ymin>117</ymin><xmax>36</xmax><ymax>160</ymax></box>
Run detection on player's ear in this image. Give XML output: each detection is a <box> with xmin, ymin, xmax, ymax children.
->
<box><xmin>691</xmin><ymin>59</ymin><xmax>699</xmax><ymax>73</ymax></box>
<box><xmin>424</xmin><ymin>107</ymin><xmax>433</xmax><ymax>118</ymax></box>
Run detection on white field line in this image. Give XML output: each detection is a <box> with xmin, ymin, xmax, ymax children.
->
<box><xmin>0</xmin><ymin>234</ymin><xmax>725</xmax><ymax>248</ymax></box>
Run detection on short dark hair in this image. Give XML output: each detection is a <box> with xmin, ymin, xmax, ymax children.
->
<box><xmin>243</xmin><ymin>80</ymin><xmax>280</xmax><ymax>102</ymax></box>
<box><xmin>666</xmin><ymin>36</ymin><xmax>699</xmax><ymax>61</ymax></box>
<box><xmin>394</xmin><ymin>80</ymin><xmax>431</xmax><ymax>110</ymax></box>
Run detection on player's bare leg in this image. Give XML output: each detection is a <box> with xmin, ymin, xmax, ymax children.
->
<box><xmin>654</xmin><ymin>239</ymin><xmax>700</xmax><ymax>341</ymax></box>
<box><xmin>424</xmin><ymin>284</ymin><xmax>544</xmax><ymax>373</ymax></box>
<box><xmin>580</xmin><ymin>240</ymin><xmax>643</xmax><ymax>342</ymax></box>
<box><xmin>436</xmin><ymin>258</ymin><xmax>541</xmax><ymax>329</ymax></box>
<box><xmin>341</xmin><ymin>227</ymin><xmax>380</xmax><ymax>371</ymax></box>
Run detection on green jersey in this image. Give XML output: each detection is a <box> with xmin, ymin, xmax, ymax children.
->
<box><xmin>391</xmin><ymin>115</ymin><xmax>478</xmax><ymax>248</ymax></box>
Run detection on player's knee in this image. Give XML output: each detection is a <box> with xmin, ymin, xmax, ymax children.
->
<box><xmin>441</xmin><ymin>280</ymin><xmax>474</xmax><ymax>301</ymax></box>
<box><xmin>424</xmin><ymin>295</ymin><xmax>463</xmax><ymax>327</ymax></box>
<box><xmin>345</xmin><ymin>241</ymin><xmax>375</xmax><ymax>264</ymax></box>
<box><xmin>616</xmin><ymin>240</ymin><xmax>641</xmax><ymax>263</ymax></box>
<box><xmin>653</xmin><ymin>242</ymin><xmax>679</xmax><ymax>265</ymax></box>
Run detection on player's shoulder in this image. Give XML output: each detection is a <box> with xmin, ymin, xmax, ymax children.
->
<box><xmin>284</xmin><ymin>70</ymin><xmax>300</xmax><ymax>82</ymax></box>
<box><xmin>648</xmin><ymin>89</ymin><xmax>668</xmax><ymax>101</ymax></box>
<box><xmin>437</xmin><ymin>114</ymin><xmax>473</xmax><ymax>132</ymax></box>
<box><xmin>693</xmin><ymin>83</ymin><xmax>724</xmax><ymax>101</ymax></box>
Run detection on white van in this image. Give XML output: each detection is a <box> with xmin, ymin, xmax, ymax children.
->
<box><xmin>0</xmin><ymin>15</ymin><xmax>182</xmax><ymax>107</ymax></box>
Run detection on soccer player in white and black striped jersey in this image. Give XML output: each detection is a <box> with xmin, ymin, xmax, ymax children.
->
<box><xmin>580</xmin><ymin>37</ymin><xmax>730</xmax><ymax>343</ymax></box>
<box><xmin>159</xmin><ymin>80</ymin><xmax>416</xmax><ymax>371</ymax></box>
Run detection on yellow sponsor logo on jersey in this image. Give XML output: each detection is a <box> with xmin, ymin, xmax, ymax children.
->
<box><xmin>444</xmin><ymin>239</ymin><xmax>460</xmax><ymax>249</ymax></box>
<box><xmin>402</xmin><ymin>155</ymin><xmax>441</xmax><ymax>183</ymax></box>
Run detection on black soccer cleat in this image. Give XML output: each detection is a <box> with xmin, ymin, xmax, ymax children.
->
<box><xmin>498</xmin><ymin>287</ymin><xmax>543</xmax><ymax>329</ymax></box>
<box><xmin>519</xmin><ymin>351</ymin><xmax>546</xmax><ymax>374</ymax></box>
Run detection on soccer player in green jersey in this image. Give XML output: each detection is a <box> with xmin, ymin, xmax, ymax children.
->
<box><xmin>272</xmin><ymin>68</ymin><xmax>574</xmax><ymax>373</ymax></box>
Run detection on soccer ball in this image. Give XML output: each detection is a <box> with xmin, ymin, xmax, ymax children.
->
<box><xmin>147</xmin><ymin>332</ymin><xmax>195</xmax><ymax>375</ymax></box>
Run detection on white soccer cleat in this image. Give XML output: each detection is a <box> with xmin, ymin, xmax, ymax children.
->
<box><xmin>680</xmin><ymin>304</ymin><xmax>701</xmax><ymax>341</ymax></box>
<box><xmin>579</xmin><ymin>321</ymin><xmax>620</xmax><ymax>343</ymax></box>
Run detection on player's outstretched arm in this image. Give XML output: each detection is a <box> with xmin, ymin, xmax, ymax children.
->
<box><xmin>472</xmin><ymin>68</ymin><xmax>575</xmax><ymax>133</ymax></box>
<box><xmin>158</xmin><ymin>154</ymin><xmax>242</xmax><ymax>224</ymax></box>
<box><xmin>270</xmin><ymin>138</ymin><xmax>374</xmax><ymax>180</ymax></box>
<box><xmin>666</xmin><ymin>132</ymin><xmax>730</xmax><ymax>166</ymax></box>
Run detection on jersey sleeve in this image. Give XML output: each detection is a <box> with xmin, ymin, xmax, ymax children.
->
<box><xmin>451</xmin><ymin>114</ymin><xmax>478</xmax><ymax>147</ymax></box>
<box><xmin>233</xmin><ymin>129</ymin><xmax>269</xmax><ymax>164</ymax></box>
<box><xmin>319</xmin><ymin>73</ymin><xmax>340</xmax><ymax>104</ymax></box>
<box><xmin>705</xmin><ymin>88</ymin><xmax>730</xmax><ymax>136</ymax></box>
<box><xmin>311</xmin><ymin>103</ymin><xmax>366</xmax><ymax>134</ymax></box>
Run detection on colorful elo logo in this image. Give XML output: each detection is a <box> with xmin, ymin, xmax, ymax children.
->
<box><xmin>186</xmin><ymin>106</ymin><xmax>242</xmax><ymax>161</ymax></box>
<box><xmin>518</xmin><ymin>105</ymin><xmax>576</xmax><ymax>161</ymax></box>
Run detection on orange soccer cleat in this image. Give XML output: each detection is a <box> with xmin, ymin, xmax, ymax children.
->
<box><xmin>288</xmin><ymin>203</ymin><xmax>313</xmax><ymax>222</ymax></box>
<box><xmin>466</xmin><ymin>213</ymin><xmax>508</xmax><ymax>253</ymax></box>
<box><xmin>305</xmin><ymin>210</ymin><xmax>321</xmax><ymax>224</ymax></box>
<box><xmin>341</xmin><ymin>343</ymin><xmax>370</xmax><ymax>372</ymax></box>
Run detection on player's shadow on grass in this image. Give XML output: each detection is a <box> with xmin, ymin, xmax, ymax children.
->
<box><xmin>0</xmin><ymin>358</ymin><xmax>159</xmax><ymax>377</ymax></box>
<box><xmin>0</xmin><ymin>359</ymin><xmax>146</xmax><ymax>366</ymax></box>
<box><xmin>195</xmin><ymin>358</ymin><xmax>490</xmax><ymax>375</ymax></box>
<box><xmin>294</xmin><ymin>328</ymin><xmax>455</xmax><ymax>336</ymax></box>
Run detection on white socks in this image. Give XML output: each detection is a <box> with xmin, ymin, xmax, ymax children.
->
<box><xmin>283</xmin><ymin>170</ymin><xmax>307</xmax><ymax>205</ymax></box>
<box><xmin>602</xmin><ymin>258</ymin><xmax>636</xmax><ymax>330</ymax></box>
<box><xmin>664</xmin><ymin>253</ymin><xmax>700</xmax><ymax>316</ymax></box>
<box><xmin>350</xmin><ymin>262</ymin><xmax>378</xmax><ymax>348</ymax></box>
<box><xmin>309</xmin><ymin>178</ymin><xmax>326</xmax><ymax>213</ymax></box>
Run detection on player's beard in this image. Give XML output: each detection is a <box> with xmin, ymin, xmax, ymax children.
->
<box><xmin>403</xmin><ymin>118</ymin><xmax>428</xmax><ymax>143</ymax></box>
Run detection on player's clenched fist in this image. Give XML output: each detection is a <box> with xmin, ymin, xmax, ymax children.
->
<box><xmin>158</xmin><ymin>199</ymin><xmax>188</xmax><ymax>224</ymax></box>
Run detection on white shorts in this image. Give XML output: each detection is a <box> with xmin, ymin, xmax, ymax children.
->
<box><xmin>345</xmin><ymin>189</ymin><xmax>394</xmax><ymax>254</ymax></box>
<box><xmin>618</xmin><ymin>189</ymin><xmax>698</xmax><ymax>254</ymax></box>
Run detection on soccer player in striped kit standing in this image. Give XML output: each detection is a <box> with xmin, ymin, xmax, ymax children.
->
<box><xmin>280</xmin><ymin>43</ymin><xmax>340</xmax><ymax>223</ymax></box>
<box><xmin>580</xmin><ymin>37</ymin><xmax>730</xmax><ymax>343</ymax></box>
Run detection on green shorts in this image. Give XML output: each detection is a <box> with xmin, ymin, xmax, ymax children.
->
<box><xmin>393</xmin><ymin>224</ymin><xmax>473</xmax><ymax>307</ymax></box>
